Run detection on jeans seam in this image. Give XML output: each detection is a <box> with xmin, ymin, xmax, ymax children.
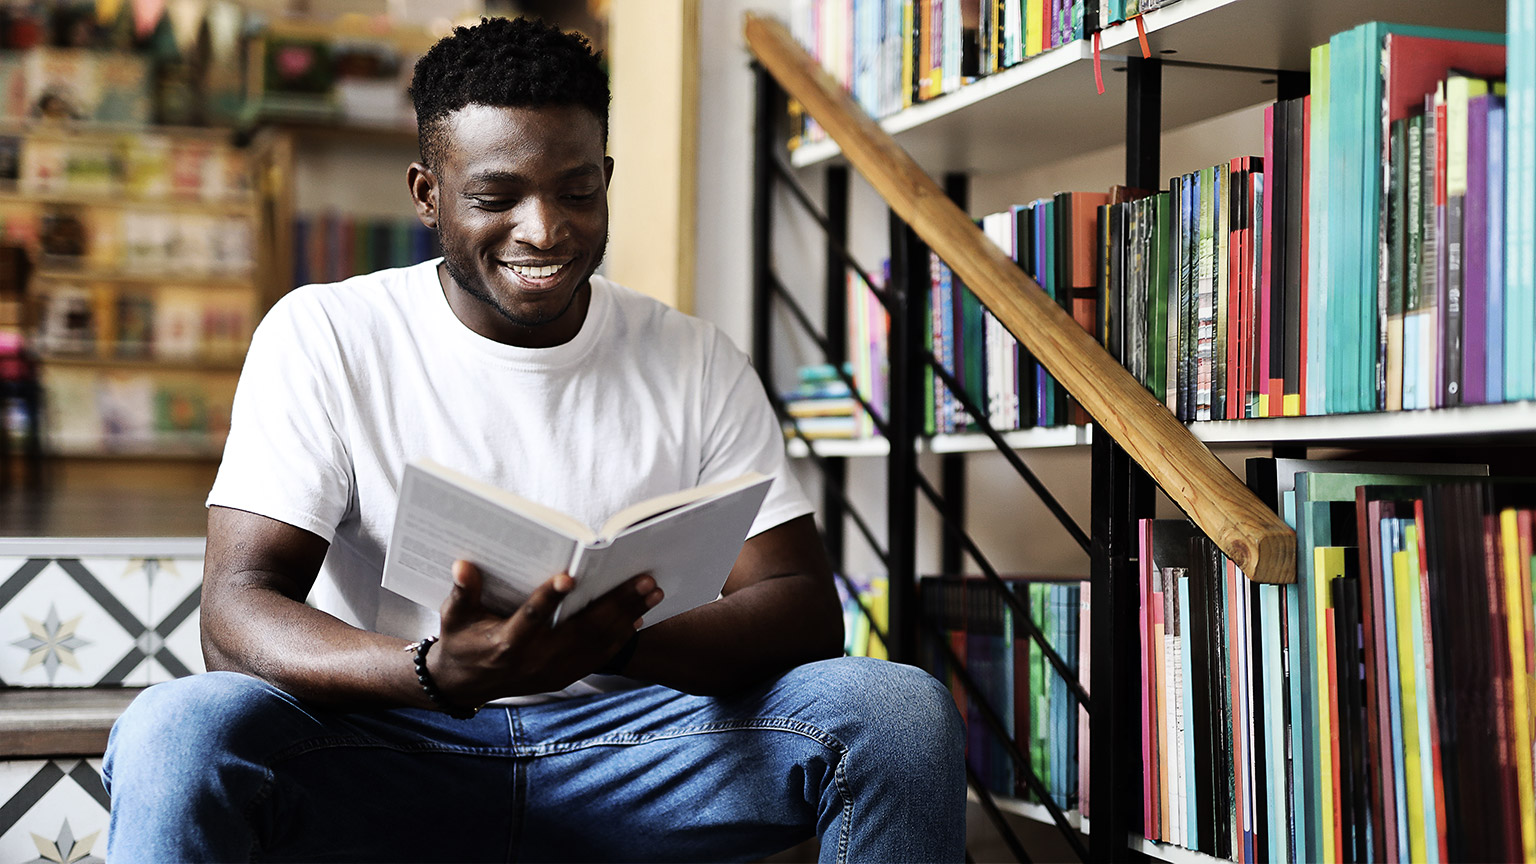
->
<box><xmin>517</xmin><ymin>716</ymin><xmax>846</xmax><ymax>757</ymax></box>
<box><xmin>508</xmin><ymin>708</ymin><xmax>524</xmax><ymax>864</ymax></box>
<box><xmin>834</xmin><ymin>752</ymin><xmax>852</xmax><ymax>864</ymax></box>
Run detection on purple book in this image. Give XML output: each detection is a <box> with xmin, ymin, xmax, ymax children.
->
<box><xmin>1462</xmin><ymin>93</ymin><xmax>1491</xmax><ymax>404</ymax></box>
<box><xmin>1486</xmin><ymin>98</ymin><xmax>1506</xmax><ymax>403</ymax></box>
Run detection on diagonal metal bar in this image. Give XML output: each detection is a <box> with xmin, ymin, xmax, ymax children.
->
<box><xmin>767</xmin><ymin>272</ymin><xmax>891</xmax><ymax>437</ymax></box>
<box><xmin>768</xmin><ymin>391</ymin><xmax>890</xmax><ymax>571</ymax></box>
<box><xmin>768</xmin><ymin>157</ymin><xmax>894</xmax><ymax>309</ymax></box>
<box><xmin>833</xmin><ymin>569</ymin><xmax>890</xmax><ymax>655</ymax></box>
<box><xmin>925</xmin><ymin>619</ymin><xmax>1088</xmax><ymax>862</ymax></box>
<box><xmin>915</xmin><ymin>469</ymin><xmax>1090</xmax><ymax>710</ymax></box>
<box><xmin>924</xmin><ymin>351</ymin><xmax>1091</xmax><ymax>553</ymax></box>
<box><xmin>968</xmin><ymin>762</ymin><xmax>1034</xmax><ymax>863</ymax></box>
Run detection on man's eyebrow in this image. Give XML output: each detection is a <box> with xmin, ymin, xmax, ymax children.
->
<box><xmin>465</xmin><ymin>165</ymin><xmax>603</xmax><ymax>185</ymax></box>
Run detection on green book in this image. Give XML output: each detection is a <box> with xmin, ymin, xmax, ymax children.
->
<box><xmin>1404</xmin><ymin>114</ymin><xmax>1425</xmax><ymax>410</ymax></box>
<box><xmin>1307</xmin><ymin>42</ymin><xmax>1331</xmax><ymax>415</ymax></box>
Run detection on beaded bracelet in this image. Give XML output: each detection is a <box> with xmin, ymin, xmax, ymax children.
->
<box><xmin>407</xmin><ymin>636</ymin><xmax>480</xmax><ymax>720</ymax></box>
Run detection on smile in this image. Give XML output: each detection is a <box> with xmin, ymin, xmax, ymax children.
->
<box><xmin>506</xmin><ymin>262</ymin><xmax>567</xmax><ymax>278</ymax></box>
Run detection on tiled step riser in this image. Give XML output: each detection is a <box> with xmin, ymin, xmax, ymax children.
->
<box><xmin>1</xmin><ymin>541</ymin><xmax>206</xmax><ymax>863</ymax></box>
<box><xmin>1</xmin><ymin>550</ymin><xmax>206</xmax><ymax>688</ymax></box>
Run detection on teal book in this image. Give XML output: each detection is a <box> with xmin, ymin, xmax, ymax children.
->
<box><xmin>1508</xmin><ymin>0</ymin><xmax>1536</xmax><ymax>400</ymax></box>
<box><xmin>1379</xmin><ymin>517</ymin><xmax>1411</xmax><ymax>860</ymax></box>
<box><xmin>960</xmin><ymin>284</ymin><xmax>987</xmax><ymax>430</ymax></box>
<box><xmin>1286</xmin><ymin>579</ymin><xmax>1308</xmax><ymax>860</ymax></box>
<box><xmin>1326</xmin><ymin>22</ymin><xmax>1505</xmax><ymax>414</ymax></box>
<box><xmin>1259</xmin><ymin>584</ymin><xmax>1290</xmax><ymax>864</ymax></box>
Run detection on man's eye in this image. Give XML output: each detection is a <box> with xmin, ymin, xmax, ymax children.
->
<box><xmin>469</xmin><ymin>196</ymin><xmax>514</xmax><ymax>209</ymax></box>
<box><xmin>565</xmin><ymin>190</ymin><xmax>600</xmax><ymax>202</ymax></box>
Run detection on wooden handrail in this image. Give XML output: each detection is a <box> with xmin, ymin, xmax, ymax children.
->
<box><xmin>744</xmin><ymin>13</ymin><xmax>1296</xmax><ymax>585</ymax></box>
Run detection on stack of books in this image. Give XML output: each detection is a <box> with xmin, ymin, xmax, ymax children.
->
<box><xmin>782</xmin><ymin>363</ymin><xmax>861</xmax><ymax>441</ymax></box>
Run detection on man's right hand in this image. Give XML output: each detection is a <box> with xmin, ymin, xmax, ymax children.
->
<box><xmin>427</xmin><ymin>560</ymin><xmax>662</xmax><ymax>706</ymax></box>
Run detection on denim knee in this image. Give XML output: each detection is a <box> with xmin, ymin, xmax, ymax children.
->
<box><xmin>104</xmin><ymin>671</ymin><xmax>293</xmax><ymax>795</ymax></box>
<box><xmin>783</xmin><ymin>657</ymin><xmax>964</xmax><ymax>770</ymax></box>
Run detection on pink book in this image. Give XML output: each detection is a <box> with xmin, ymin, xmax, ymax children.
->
<box><xmin>1079</xmin><ymin>579</ymin><xmax>1092</xmax><ymax>819</ymax></box>
<box><xmin>1139</xmin><ymin>518</ymin><xmax>1157</xmax><ymax>837</ymax></box>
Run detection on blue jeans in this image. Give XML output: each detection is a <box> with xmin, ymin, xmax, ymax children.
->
<box><xmin>103</xmin><ymin>657</ymin><xmax>964</xmax><ymax>863</ymax></box>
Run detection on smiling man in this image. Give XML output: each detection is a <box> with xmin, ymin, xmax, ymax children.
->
<box><xmin>102</xmin><ymin>17</ymin><xmax>963</xmax><ymax>863</ymax></box>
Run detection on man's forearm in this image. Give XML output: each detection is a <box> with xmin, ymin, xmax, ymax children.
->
<box><xmin>619</xmin><ymin>573</ymin><xmax>844</xmax><ymax>696</ymax></box>
<box><xmin>202</xmin><ymin>581</ymin><xmax>430</xmax><ymax>710</ymax></box>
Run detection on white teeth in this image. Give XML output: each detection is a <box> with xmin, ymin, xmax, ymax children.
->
<box><xmin>508</xmin><ymin>263</ymin><xmax>565</xmax><ymax>279</ymax></box>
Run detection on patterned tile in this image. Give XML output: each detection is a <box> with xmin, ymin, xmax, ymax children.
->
<box><xmin>0</xmin><ymin>759</ymin><xmax>108</xmax><ymax>864</ymax></box>
<box><xmin>0</xmin><ymin>561</ymin><xmax>136</xmax><ymax>687</ymax></box>
<box><xmin>0</xmin><ymin>555</ymin><xmax>205</xmax><ymax>687</ymax></box>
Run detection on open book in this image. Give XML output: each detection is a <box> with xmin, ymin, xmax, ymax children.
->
<box><xmin>381</xmin><ymin>459</ymin><xmax>773</xmax><ymax>628</ymax></box>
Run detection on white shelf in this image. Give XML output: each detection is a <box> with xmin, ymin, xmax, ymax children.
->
<box><xmin>931</xmin><ymin>425</ymin><xmax>1093</xmax><ymax>452</ymax></box>
<box><xmin>786</xmin><ymin>437</ymin><xmax>890</xmax><ymax>458</ymax></box>
<box><xmin>1130</xmin><ymin>835</ymin><xmax>1235</xmax><ymax>864</ymax></box>
<box><xmin>789</xmin><ymin>401</ymin><xmax>1535</xmax><ymax>459</ymax></box>
<box><xmin>1188</xmin><ymin>400</ymin><xmax>1536</xmax><ymax>444</ymax></box>
<box><xmin>788</xmin><ymin>0</ymin><xmax>1504</xmax><ymax>175</ymax></box>
<box><xmin>982</xmin><ymin>794</ymin><xmax>1091</xmax><ymax>834</ymax></box>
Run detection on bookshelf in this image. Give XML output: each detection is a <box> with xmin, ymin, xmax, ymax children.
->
<box><xmin>753</xmin><ymin>0</ymin><xmax>1530</xmax><ymax>860</ymax></box>
<box><xmin>0</xmin><ymin>121</ymin><xmax>282</xmax><ymax>464</ymax></box>
<box><xmin>789</xmin><ymin>0</ymin><xmax>1505</xmax><ymax>174</ymax></box>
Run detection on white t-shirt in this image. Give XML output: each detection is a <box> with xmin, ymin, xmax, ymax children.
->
<box><xmin>208</xmin><ymin>260</ymin><xmax>813</xmax><ymax>697</ymax></box>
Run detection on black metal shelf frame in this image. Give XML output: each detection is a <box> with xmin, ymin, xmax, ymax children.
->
<box><xmin>747</xmin><ymin>54</ymin><xmax>1235</xmax><ymax>862</ymax></box>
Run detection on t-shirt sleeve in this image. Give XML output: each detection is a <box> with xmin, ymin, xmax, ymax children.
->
<box><xmin>206</xmin><ymin>293</ymin><xmax>354</xmax><ymax>542</ymax></box>
<box><xmin>699</xmin><ymin>340</ymin><xmax>815</xmax><ymax>537</ymax></box>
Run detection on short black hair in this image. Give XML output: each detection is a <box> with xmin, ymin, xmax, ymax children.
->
<box><xmin>409</xmin><ymin>17</ymin><xmax>610</xmax><ymax>171</ymax></box>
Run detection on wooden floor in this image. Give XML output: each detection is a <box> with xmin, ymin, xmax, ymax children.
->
<box><xmin>1</xmin><ymin>458</ymin><xmax>213</xmax><ymax>538</ymax></box>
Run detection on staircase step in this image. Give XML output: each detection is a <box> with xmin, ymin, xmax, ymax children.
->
<box><xmin>0</xmin><ymin>688</ymin><xmax>143</xmax><ymax>757</ymax></box>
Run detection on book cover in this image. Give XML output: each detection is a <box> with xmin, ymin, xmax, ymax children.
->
<box><xmin>1282</xmin><ymin>96</ymin><xmax>1306</xmax><ymax>417</ymax></box>
<box><xmin>1380</xmin><ymin>33</ymin><xmax>1507</xmax><ymax>409</ymax></box>
<box><xmin>1486</xmin><ymin>98</ymin><xmax>1507</xmax><ymax>404</ymax></box>
<box><xmin>382</xmin><ymin>460</ymin><xmax>771</xmax><ymax>627</ymax></box>
<box><xmin>1461</xmin><ymin>91</ymin><xmax>1493</xmax><ymax>405</ymax></box>
<box><xmin>1307</xmin><ymin>43</ymin><xmax>1331</xmax><ymax>415</ymax></box>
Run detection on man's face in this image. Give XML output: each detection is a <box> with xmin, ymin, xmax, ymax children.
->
<box><xmin>411</xmin><ymin>103</ymin><xmax>613</xmax><ymax>348</ymax></box>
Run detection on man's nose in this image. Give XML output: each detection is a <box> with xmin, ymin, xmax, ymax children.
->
<box><xmin>511</xmin><ymin>198</ymin><xmax>568</xmax><ymax>249</ymax></box>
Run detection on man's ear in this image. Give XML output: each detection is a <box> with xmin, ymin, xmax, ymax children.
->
<box><xmin>603</xmin><ymin>155</ymin><xmax>614</xmax><ymax>188</ymax></box>
<box><xmin>407</xmin><ymin>162</ymin><xmax>438</xmax><ymax>229</ymax></box>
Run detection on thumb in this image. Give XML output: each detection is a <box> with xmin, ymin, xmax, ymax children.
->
<box><xmin>440</xmin><ymin>559</ymin><xmax>483</xmax><ymax>628</ymax></box>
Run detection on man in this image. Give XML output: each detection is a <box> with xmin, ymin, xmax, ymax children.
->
<box><xmin>105</xmin><ymin>16</ymin><xmax>963</xmax><ymax>862</ymax></box>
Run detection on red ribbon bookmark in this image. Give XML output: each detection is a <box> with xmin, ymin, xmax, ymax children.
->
<box><xmin>1134</xmin><ymin>14</ymin><xmax>1151</xmax><ymax>58</ymax></box>
<box><xmin>1093</xmin><ymin>31</ymin><xmax>1105</xmax><ymax>94</ymax></box>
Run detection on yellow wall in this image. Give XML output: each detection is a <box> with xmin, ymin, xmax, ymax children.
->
<box><xmin>606</xmin><ymin>0</ymin><xmax>699</xmax><ymax>312</ymax></box>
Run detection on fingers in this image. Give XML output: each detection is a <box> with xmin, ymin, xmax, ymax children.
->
<box><xmin>505</xmin><ymin>570</ymin><xmax>577</xmax><ymax>637</ymax></box>
<box><xmin>439</xmin><ymin>560</ymin><xmax>484</xmax><ymax>628</ymax></box>
<box><xmin>579</xmin><ymin>573</ymin><xmax>663</xmax><ymax>634</ymax></box>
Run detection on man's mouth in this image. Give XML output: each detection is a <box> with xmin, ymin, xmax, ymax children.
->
<box><xmin>502</xmin><ymin>260</ymin><xmax>570</xmax><ymax>288</ymax></box>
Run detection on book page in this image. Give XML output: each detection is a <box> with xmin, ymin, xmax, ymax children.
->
<box><xmin>381</xmin><ymin>463</ymin><xmax>582</xmax><ymax>616</ymax></box>
<box><xmin>597</xmin><ymin>471</ymin><xmax>769</xmax><ymax>540</ymax></box>
<box><xmin>555</xmin><ymin>475</ymin><xmax>773</xmax><ymax>627</ymax></box>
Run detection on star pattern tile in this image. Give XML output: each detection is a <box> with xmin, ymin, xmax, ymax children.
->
<box><xmin>13</xmin><ymin>606</ymin><xmax>91</xmax><ymax>684</ymax></box>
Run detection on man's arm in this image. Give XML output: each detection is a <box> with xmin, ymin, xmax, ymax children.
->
<box><xmin>613</xmin><ymin>513</ymin><xmax>846</xmax><ymax>696</ymax></box>
<box><xmin>201</xmin><ymin>505</ymin><xmax>657</xmax><ymax>710</ymax></box>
